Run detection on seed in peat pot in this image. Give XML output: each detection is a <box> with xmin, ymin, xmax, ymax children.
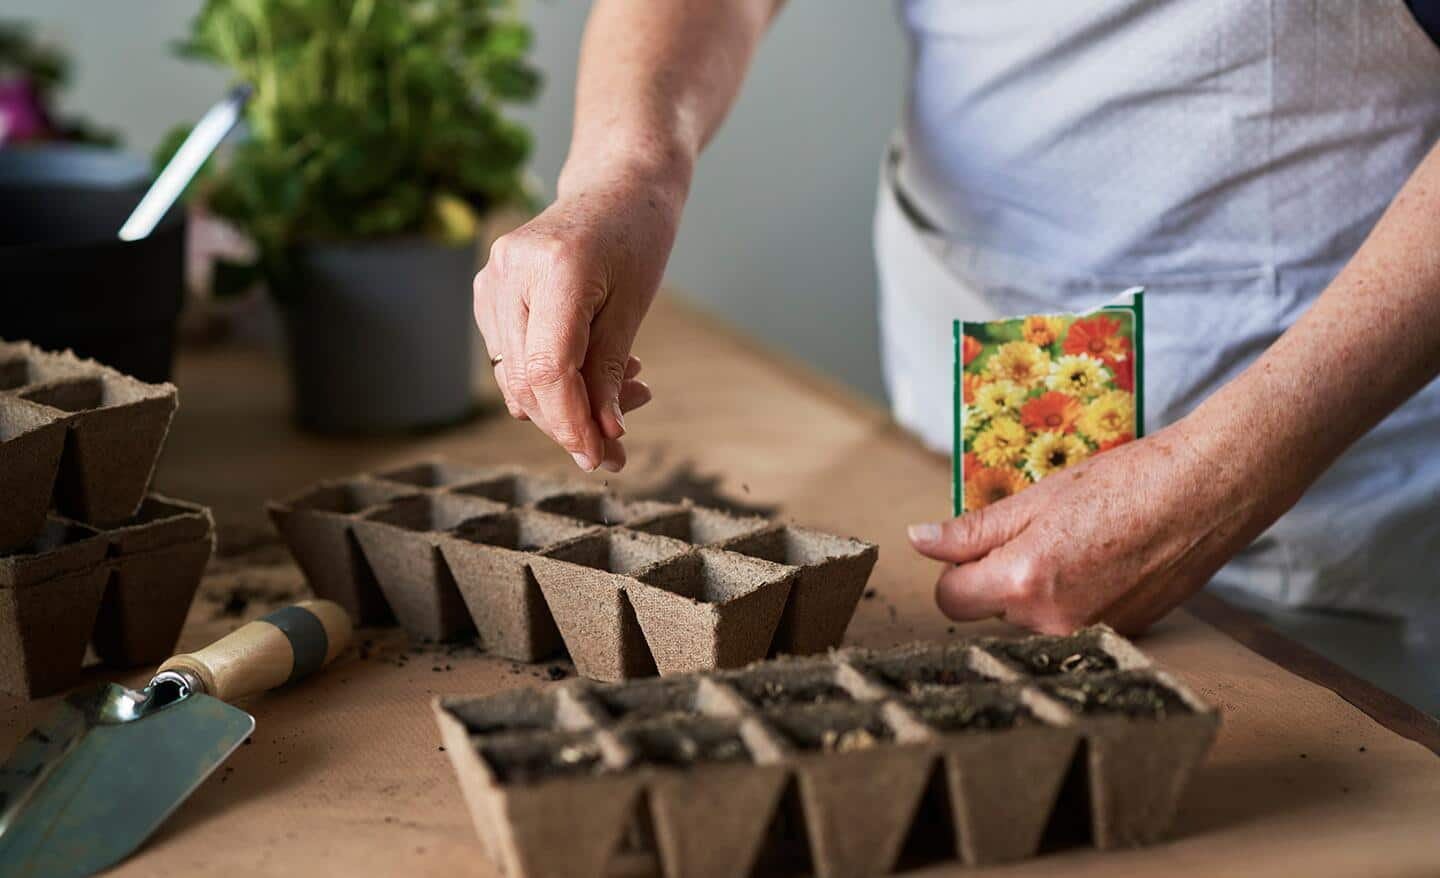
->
<box><xmin>743</xmin><ymin>678</ymin><xmax>852</xmax><ymax>708</ymax></box>
<box><xmin>996</xmin><ymin>641</ymin><xmax>1118</xmax><ymax>677</ymax></box>
<box><xmin>820</xmin><ymin>727</ymin><xmax>879</xmax><ymax>753</ymax></box>
<box><xmin>480</xmin><ymin>738</ymin><xmax>607</xmax><ymax>784</ymax></box>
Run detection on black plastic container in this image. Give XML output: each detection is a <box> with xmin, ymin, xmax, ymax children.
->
<box><xmin>0</xmin><ymin>146</ymin><xmax>185</xmax><ymax>383</ymax></box>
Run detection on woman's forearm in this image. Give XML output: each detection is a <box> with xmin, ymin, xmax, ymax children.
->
<box><xmin>560</xmin><ymin>0</ymin><xmax>782</xmax><ymax>198</ymax></box>
<box><xmin>1185</xmin><ymin>138</ymin><xmax>1440</xmax><ymax>507</ymax></box>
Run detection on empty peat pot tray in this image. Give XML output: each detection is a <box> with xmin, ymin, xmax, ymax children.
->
<box><xmin>0</xmin><ymin>495</ymin><xmax>215</xmax><ymax>698</ymax></box>
<box><xmin>268</xmin><ymin>459</ymin><xmax>879</xmax><ymax>678</ymax></box>
<box><xmin>434</xmin><ymin>625</ymin><xmax>1219</xmax><ymax>878</ymax></box>
<box><xmin>0</xmin><ymin>339</ymin><xmax>178</xmax><ymax>547</ymax></box>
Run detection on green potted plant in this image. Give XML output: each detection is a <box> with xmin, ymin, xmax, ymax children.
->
<box><xmin>166</xmin><ymin>0</ymin><xmax>540</xmax><ymax>432</ymax></box>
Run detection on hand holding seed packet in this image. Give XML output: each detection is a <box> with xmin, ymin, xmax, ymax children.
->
<box><xmin>954</xmin><ymin>290</ymin><xmax>1143</xmax><ymax>515</ymax></box>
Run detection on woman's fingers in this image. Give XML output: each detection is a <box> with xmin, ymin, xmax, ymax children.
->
<box><xmin>583</xmin><ymin>303</ymin><xmax>644</xmax><ymax>443</ymax></box>
<box><xmin>600</xmin><ymin>437</ymin><xmax>628</xmax><ymax>473</ymax></box>
<box><xmin>619</xmin><ymin>378</ymin><xmax>652</xmax><ymax>413</ymax></box>
<box><xmin>473</xmin><ymin>268</ymin><xmax>524</xmax><ymax>419</ymax></box>
<box><xmin>625</xmin><ymin>356</ymin><xmax>643</xmax><ymax>379</ymax></box>
<box><xmin>933</xmin><ymin>558</ymin><xmax>1011</xmax><ymax>621</ymax></box>
<box><xmin>907</xmin><ymin>499</ymin><xmax>1029</xmax><ymax>565</ymax></box>
<box><xmin>523</xmin><ymin>271</ymin><xmax>608</xmax><ymax>471</ymax></box>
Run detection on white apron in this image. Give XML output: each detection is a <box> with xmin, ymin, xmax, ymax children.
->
<box><xmin>876</xmin><ymin>0</ymin><xmax>1440</xmax><ymax>618</ymax></box>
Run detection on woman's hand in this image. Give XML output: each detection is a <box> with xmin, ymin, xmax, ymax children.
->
<box><xmin>907</xmin><ymin>417</ymin><xmax>1292</xmax><ymax>635</ymax></box>
<box><xmin>473</xmin><ymin>162</ymin><xmax>685</xmax><ymax>472</ymax></box>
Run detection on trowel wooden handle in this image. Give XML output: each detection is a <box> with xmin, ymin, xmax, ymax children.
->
<box><xmin>156</xmin><ymin>599</ymin><xmax>352</xmax><ymax>702</ymax></box>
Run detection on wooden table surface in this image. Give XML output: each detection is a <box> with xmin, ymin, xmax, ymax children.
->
<box><xmin>3</xmin><ymin>295</ymin><xmax>1438</xmax><ymax>876</ymax></box>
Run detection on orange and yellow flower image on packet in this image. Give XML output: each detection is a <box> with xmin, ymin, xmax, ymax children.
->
<box><xmin>953</xmin><ymin>289</ymin><xmax>1144</xmax><ymax>516</ymax></box>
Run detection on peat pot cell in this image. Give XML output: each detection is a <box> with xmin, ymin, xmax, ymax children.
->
<box><xmin>723</xmin><ymin>525</ymin><xmax>866</xmax><ymax>566</ymax></box>
<box><xmin>764</xmin><ymin>703</ymin><xmax>897</xmax><ymax>755</ymax></box>
<box><xmin>633</xmin><ymin>505</ymin><xmax>773</xmax><ymax>546</ymax></box>
<box><xmin>106</xmin><ymin>496</ymin><xmax>212</xmax><ymax>555</ymax></box>
<box><xmin>533</xmin><ymin>493</ymin><xmax>675</xmax><ymax>528</ymax></box>
<box><xmin>4</xmin><ymin>518</ymin><xmax>100</xmax><ymax>558</ymax></box>
<box><xmin>363</xmin><ymin>493</ymin><xmax>506</xmax><ymax>534</ymax></box>
<box><xmin>635</xmin><ymin>549</ymin><xmax>791</xmax><ymax>606</ymax></box>
<box><xmin>478</xmin><ymin>730</ymin><xmax>612</xmax><ymax>786</ymax></box>
<box><xmin>0</xmin><ymin>398</ymin><xmax>62</xmax><ymax>440</ymax></box>
<box><xmin>724</xmin><ymin>664</ymin><xmax>856</xmax><ymax>709</ymax></box>
<box><xmin>0</xmin><ymin>356</ymin><xmax>31</xmax><ymax>391</ymax></box>
<box><xmin>19</xmin><ymin>377</ymin><xmax>109</xmax><ymax>413</ymax></box>
<box><xmin>452</xmin><ymin>508</ymin><xmax>596</xmax><ymax>553</ymax></box>
<box><xmin>373</xmin><ymin>460</ymin><xmax>490</xmax><ymax>490</ymax></box>
<box><xmin>454</xmin><ymin>471</ymin><xmax>592</xmax><ymax>507</ymax></box>
<box><xmin>985</xmin><ymin>632</ymin><xmax>1119</xmax><ymax>678</ymax></box>
<box><xmin>1038</xmin><ymin>671</ymin><xmax>1193</xmax><ymax>719</ymax></box>
<box><xmin>442</xmin><ymin>689</ymin><xmax>562</xmax><ymax>736</ymax></box>
<box><xmin>617</xmin><ymin>717</ymin><xmax>753</xmax><ymax>768</ymax></box>
<box><xmin>588</xmin><ymin>678</ymin><xmax>706</xmax><ymax>724</ymax></box>
<box><xmin>903</xmin><ymin>685</ymin><xmax>1037</xmax><ymax>734</ymax></box>
<box><xmin>545</xmin><ymin>529</ymin><xmax>691</xmax><ymax>577</ymax></box>
<box><xmin>284</xmin><ymin>479</ymin><xmax>417</xmax><ymax>516</ymax></box>
<box><xmin>851</xmin><ymin>647</ymin><xmax>992</xmax><ymax>697</ymax></box>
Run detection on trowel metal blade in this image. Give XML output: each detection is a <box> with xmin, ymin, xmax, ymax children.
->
<box><xmin>0</xmin><ymin>683</ymin><xmax>254</xmax><ymax>878</ymax></box>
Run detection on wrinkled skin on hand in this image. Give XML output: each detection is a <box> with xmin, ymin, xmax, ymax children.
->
<box><xmin>472</xmin><ymin>172</ymin><xmax>682</xmax><ymax>472</ymax></box>
<box><xmin>908</xmin><ymin>420</ymin><xmax>1291</xmax><ymax>635</ymax></box>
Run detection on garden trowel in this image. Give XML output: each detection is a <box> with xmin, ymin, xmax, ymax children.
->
<box><xmin>0</xmin><ymin>599</ymin><xmax>351</xmax><ymax>878</ymax></box>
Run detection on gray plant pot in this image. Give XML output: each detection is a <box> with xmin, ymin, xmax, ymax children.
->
<box><xmin>285</xmin><ymin>236</ymin><xmax>479</xmax><ymax>434</ymax></box>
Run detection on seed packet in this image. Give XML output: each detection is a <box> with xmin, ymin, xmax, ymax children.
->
<box><xmin>953</xmin><ymin>289</ymin><xmax>1144</xmax><ymax>516</ymax></box>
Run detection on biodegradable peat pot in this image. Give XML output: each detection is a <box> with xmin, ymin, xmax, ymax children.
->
<box><xmin>19</xmin><ymin>364</ymin><xmax>177</xmax><ymax>527</ymax></box>
<box><xmin>533</xmin><ymin>530</ymin><xmax>693</xmax><ymax>682</ymax></box>
<box><xmin>627</xmin><ymin>549</ymin><xmax>797</xmax><ymax>676</ymax></box>
<box><xmin>629</xmin><ymin>504</ymin><xmax>773</xmax><ymax>546</ymax></box>
<box><xmin>435</xmin><ymin>715</ymin><xmax>644</xmax><ymax>878</ymax></box>
<box><xmin>616</xmin><ymin>718</ymin><xmax>789</xmax><ymax>878</ymax></box>
<box><xmin>905</xmin><ymin>688</ymin><xmax>1080</xmax><ymax>865</ymax></box>
<box><xmin>1038</xmin><ymin>671</ymin><xmax>1220</xmax><ymax>849</ymax></box>
<box><xmin>91</xmin><ymin>537</ymin><xmax>212</xmax><ymax>667</ymax></box>
<box><xmin>450</xmin><ymin>468</ymin><xmax>602</xmax><ymax>507</ymax></box>
<box><xmin>723</xmin><ymin>526</ymin><xmax>878</xmax><ymax>656</ymax></box>
<box><xmin>441</xmin><ymin>509</ymin><xmax>602</xmax><ymax>662</ymax></box>
<box><xmin>268</xmin><ymin>477</ymin><xmax>419</xmax><ymax>625</ymax></box>
<box><xmin>0</xmin><ymin>397</ymin><xmax>67</xmax><ymax>551</ymax></box>
<box><xmin>350</xmin><ymin>492</ymin><xmax>507</xmax><ymax>641</ymax></box>
<box><xmin>757</xmin><ymin>702</ymin><xmax>935</xmax><ymax>878</ymax></box>
<box><xmin>285</xmin><ymin>237</ymin><xmax>479</xmax><ymax>434</ymax></box>
<box><xmin>90</xmin><ymin>495</ymin><xmax>215</xmax><ymax>666</ymax></box>
<box><xmin>0</xmin><ymin>519</ymin><xmax>110</xmax><ymax>698</ymax></box>
<box><xmin>0</xmin><ymin>146</ymin><xmax>186</xmax><ymax>383</ymax></box>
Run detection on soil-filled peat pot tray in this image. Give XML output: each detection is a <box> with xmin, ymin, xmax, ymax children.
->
<box><xmin>269</xmin><ymin>460</ymin><xmax>879</xmax><ymax>676</ymax></box>
<box><xmin>0</xmin><ymin>340</ymin><xmax>178</xmax><ymax>540</ymax></box>
<box><xmin>434</xmin><ymin>625</ymin><xmax>1218</xmax><ymax>878</ymax></box>
<box><xmin>0</xmin><ymin>494</ymin><xmax>215</xmax><ymax>697</ymax></box>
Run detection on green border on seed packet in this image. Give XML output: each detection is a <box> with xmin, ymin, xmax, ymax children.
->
<box><xmin>952</xmin><ymin>287</ymin><xmax>1145</xmax><ymax>518</ymax></box>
